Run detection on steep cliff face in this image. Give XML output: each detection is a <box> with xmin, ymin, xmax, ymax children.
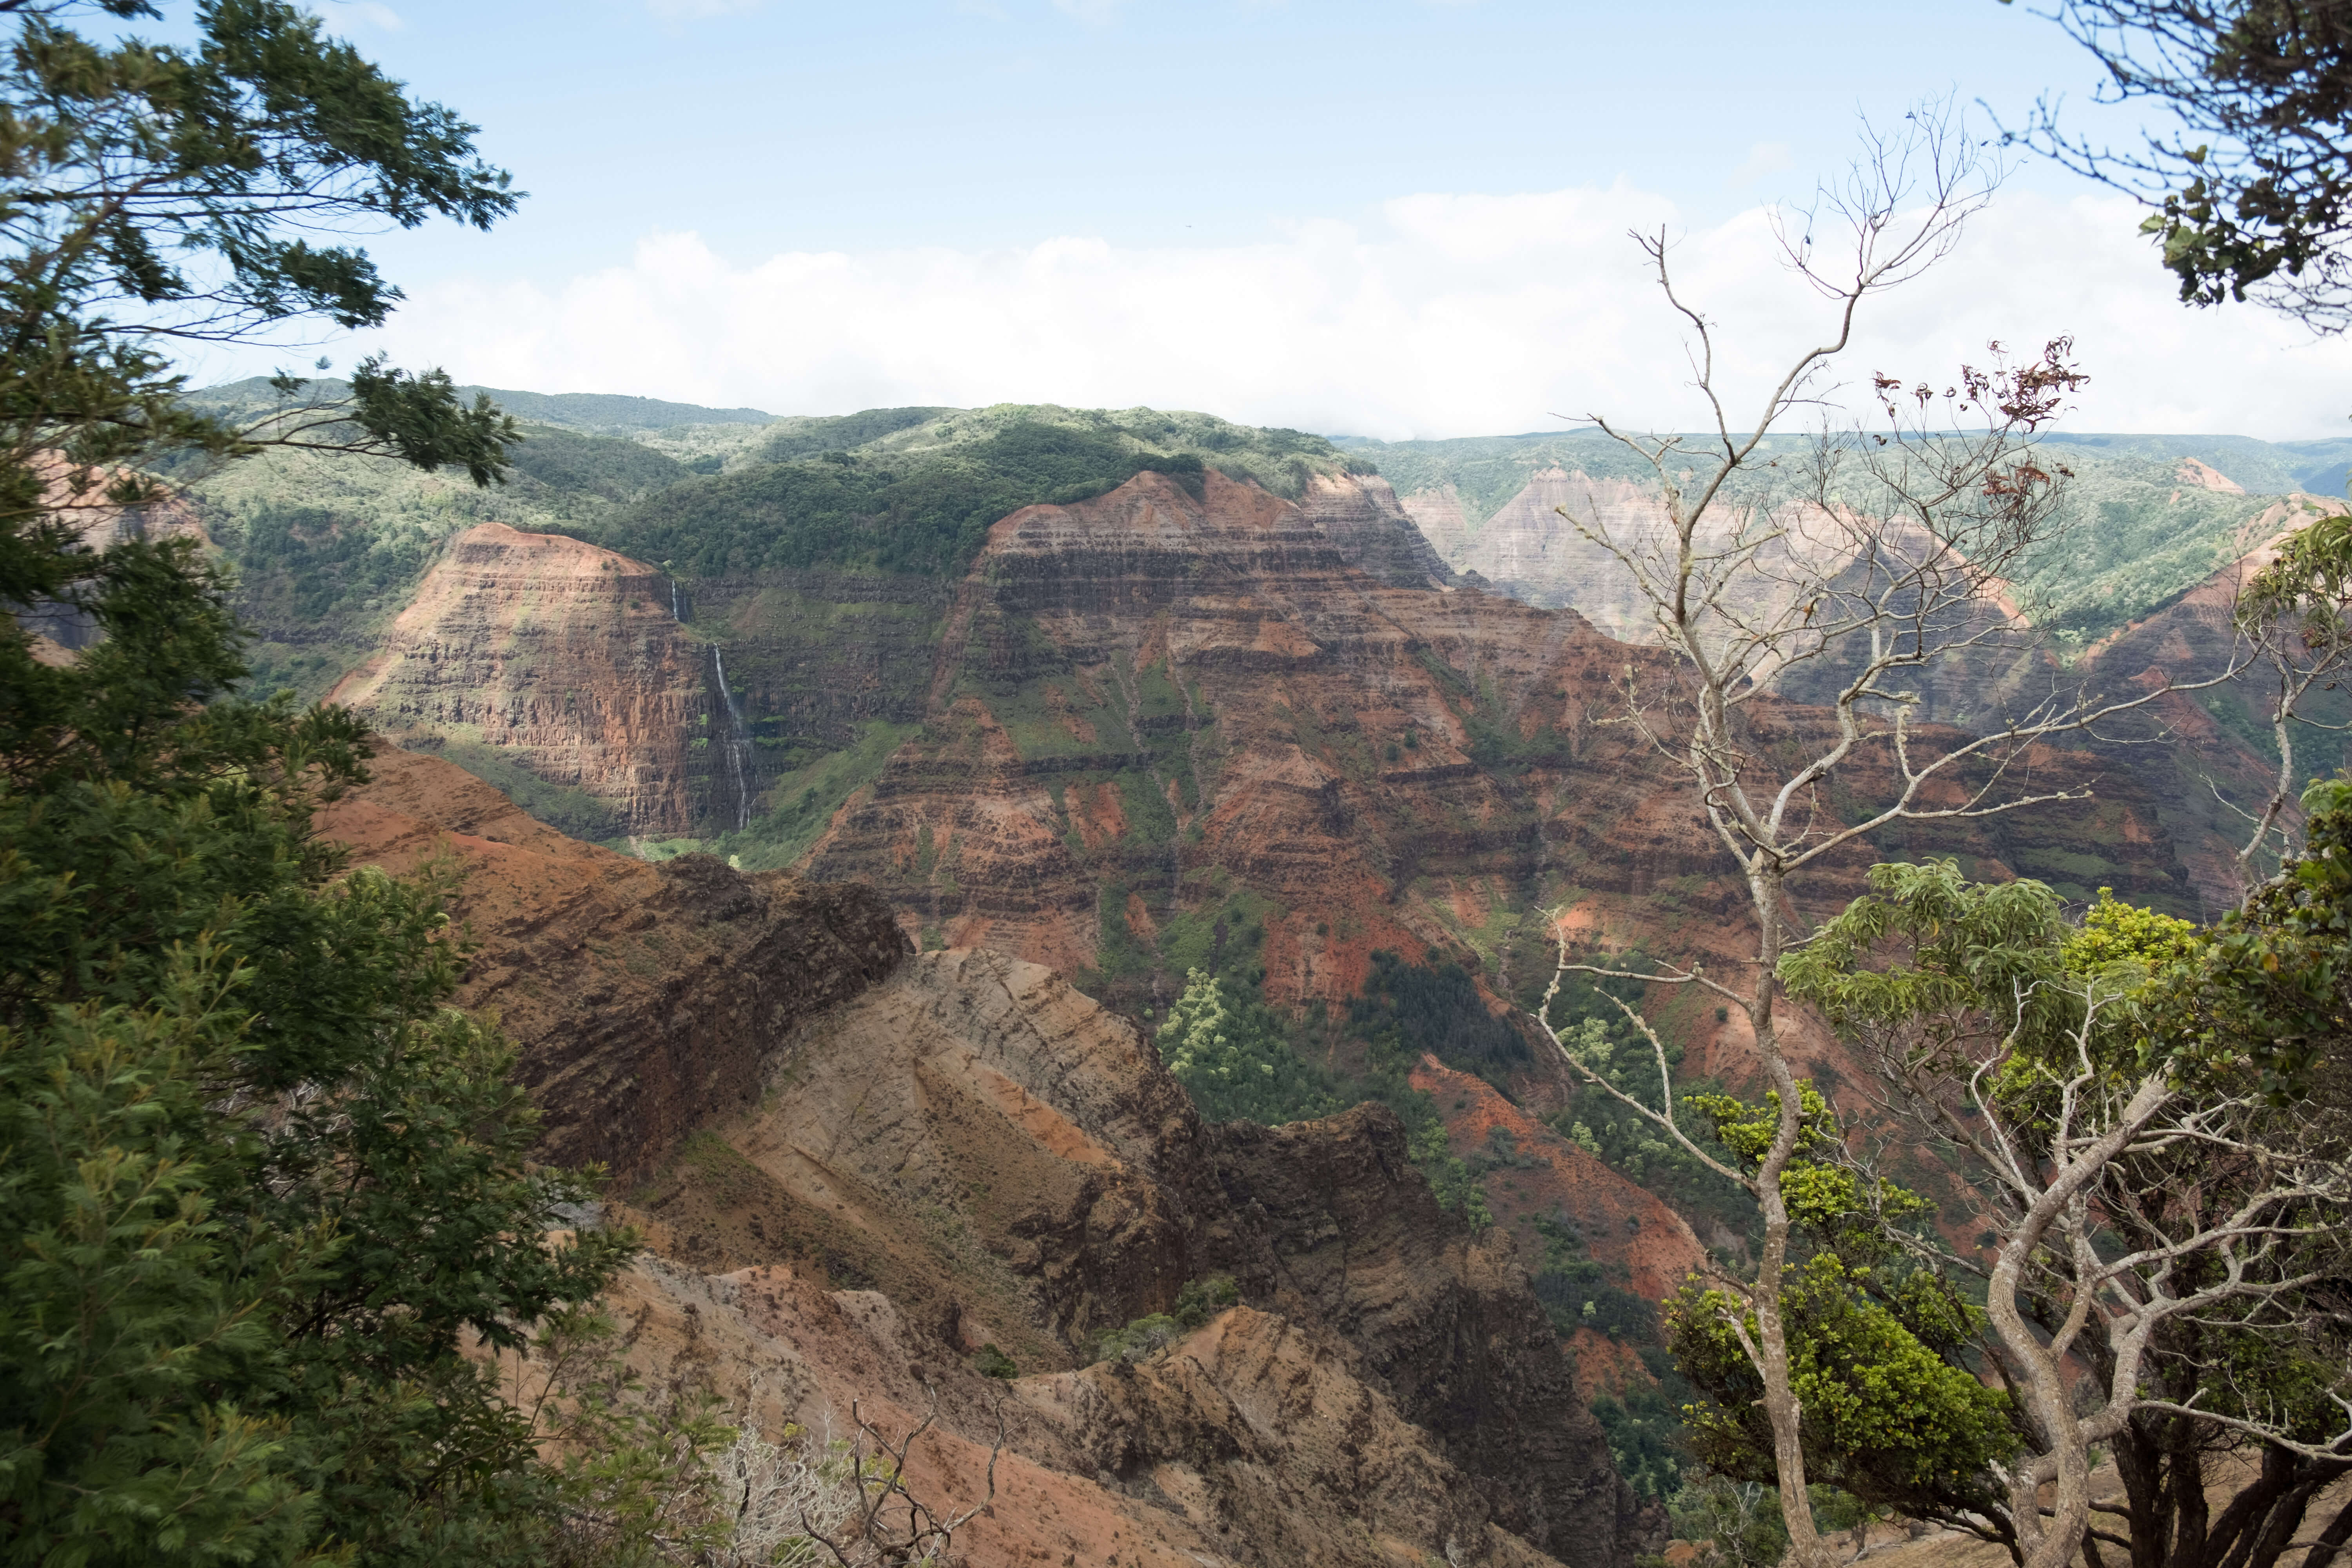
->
<box><xmin>328</xmin><ymin>522</ymin><xmax>736</xmax><ymax>838</ymax></box>
<box><xmin>323</xmin><ymin>749</ymin><xmax>1653</xmax><ymax>1568</ymax></box>
<box><xmin>316</xmin><ymin>743</ymin><xmax>906</xmax><ymax>1182</ymax></box>
<box><xmin>795</xmin><ymin>468</ymin><xmax>2190</xmax><ymax>1000</ymax></box>
<box><xmin>1294</xmin><ymin>470</ymin><xmax>1459</xmax><ymax>590</ymax></box>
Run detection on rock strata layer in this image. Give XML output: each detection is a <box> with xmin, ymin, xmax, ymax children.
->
<box><xmin>323</xmin><ymin>749</ymin><xmax>1655</xmax><ymax>1566</ymax></box>
<box><xmin>330</xmin><ymin>522</ymin><xmax>732</xmax><ymax>835</ymax></box>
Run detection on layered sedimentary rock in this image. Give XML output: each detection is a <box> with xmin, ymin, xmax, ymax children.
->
<box><xmin>323</xmin><ymin>750</ymin><xmax>1655</xmax><ymax>1568</ymax></box>
<box><xmin>799</xmin><ymin>469</ymin><xmax>2191</xmax><ymax>1000</ymax></box>
<box><xmin>316</xmin><ymin>743</ymin><xmax>905</xmax><ymax>1181</ymax></box>
<box><xmin>329</xmin><ymin>522</ymin><xmax>733</xmax><ymax>835</ymax></box>
<box><xmin>1294</xmin><ymin>470</ymin><xmax>1459</xmax><ymax>589</ymax></box>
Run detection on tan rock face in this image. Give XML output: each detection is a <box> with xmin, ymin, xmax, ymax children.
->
<box><xmin>329</xmin><ymin>522</ymin><xmax>735</xmax><ymax>835</ymax></box>
<box><xmin>1295</xmin><ymin>470</ymin><xmax>1459</xmax><ymax>589</ymax></box>
<box><xmin>317</xmin><ymin>744</ymin><xmax>906</xmax><ymax>1183</ymax></box>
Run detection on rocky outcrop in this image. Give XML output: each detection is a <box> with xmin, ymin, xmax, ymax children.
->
<box><xmin>1295</xmin><ymin>470</ymin><xmax>1459</xmax><ymax>590</ymax></box>
<box><xmin>328</xmin><ymin>522</ymin><xmax>734</xmax><ymax>836</ymax></box>
<box><xmin>323</xmin><ymin>750</ymin><xmax>1654</xmax><ymax>1566</ymax></box>
<box><xmin>1209</xmin><ymin>1103</ymin><xmax>1655</xmax><ymax>1559</ymax></box>
<box><xmin>594</xmin><ymin>950</ymin><xmax>1654</xmax><ymax>1567</ymax></box>
<box><xmin>317</xmin><ymin>742</ymin><xmax>906</xmax><ymax>1181</ymax></box>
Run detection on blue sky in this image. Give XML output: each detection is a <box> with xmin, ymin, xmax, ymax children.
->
<box><xmin>333</xmin><ymin>0</ymin><xmax>2101</xmax><ymax>277</ymax></box>
<box><xmin>182</xmin><ymin>0</ymin><xmax>2352</xmax><ymax>437</ymax></box>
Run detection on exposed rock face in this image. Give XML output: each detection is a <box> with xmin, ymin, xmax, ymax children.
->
<box><xmin>799</xmin><ymin>468</ymin><xmax>2191</xmax><ymax>996</ymax></box>
<box><xmin>323</xmin><ymin>750</ymin><xmax>1654</xmax><ymax>1566</ymax></box>
<box><xmin>328</xmin><ymin>522</ymin><xmax>735</xmax><ymax>836</ymax></box>
<box><xmin>316</xmin><ymin>743</ymin><xmax>906</xmax><ymax>1182</ymax></box>
<box><xmin>1410</xmin><ymin>1056</ymin><xmax>1705</xmax><ymax>1305</ymax></box>
<box><xmin>1295</xmin><ymin>470</ymin><xmax>1459</xmax><ymax>589</ymax></box>
<box><xmin>1208</xmin><ymin>1103</ymin><xmax>1655</xmax><ymax>1559</ymax></box>
<box><xmin>10</xmin><ymin>460</ymin><xmax>207</xmax><ymax>651</ymax></box>
<box><xmin>682</xmin><ymin>570</ymin><xmax>949</xmax><ymax>752</ymax></box>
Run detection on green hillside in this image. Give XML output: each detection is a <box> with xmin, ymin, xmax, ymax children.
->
<box><xmin>575</xmin><ymin>403</ymin><xmax>1352</xmax><ymax>579</ymax></box>
<box><xmin>189</xmin><ymin>375</ymin><xmax>777</xmax><ymax>434</ymax></box>
<box><xmin>185</xmin><ymin>392</ymin><xmax>1362</xmax><ymax>706</ymax></box>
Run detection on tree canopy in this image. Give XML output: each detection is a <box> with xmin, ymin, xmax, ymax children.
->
<box><xmin>2016</xmin><ymin>0</ymin><xmax>2352</xmax><ymax>330</ymax></box>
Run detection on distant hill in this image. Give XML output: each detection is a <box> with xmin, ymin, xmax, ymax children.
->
<box><xmin>188</xmin><ymin>376</ymin><xmax>778</xmax><ymax>434</ymax></box>
<box><xmin>180</xmin><ymin>393</ymin><xmax>1366</xmax><ymax>708</ymax></box>
<box><xmin>1336</xmin><ymin>427</ymin><xmax>2352</xmax><ymax>650</ymax></box>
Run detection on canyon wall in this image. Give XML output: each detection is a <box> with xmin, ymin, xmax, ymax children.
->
<box><xmin>328</xmin><ymin>522</ymin><xmax>735</xmax><ymax>837</ymax></box>
<box><xmin>323</xmin><ymin>748</ymin><xmax>1655</xmax><ymax>1568</ymax></box>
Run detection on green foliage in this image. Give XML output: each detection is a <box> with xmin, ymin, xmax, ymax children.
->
<box><xmin>1533</xmin><ymin>974</ymin><xmax>1750</xmax><ymax>1242</ymax></box>
<box><xmin>2010</xmin><ymin>0</ymin><xmax>2352</xmax><ymax>325</ymax></box>
<box><xmin>1087</xmin><ymin>1275</ymin><xmax>1242</xmax><ymax>1366</ymax></box>
<box><xmin>1406</xmin><ymin>1122</ymin><xmax>1493</xmax><ymax>1227</ymax></box>
<box><xmin>1529</xmin><ymin>1216</ymin><xmax>1657</xmax><ymax>1342</ymax></box>
<box><xmin>0</xmin><ymin>11</ymin><xmax>650</xmax><ymax>1554</ymax></box>
<box><xmin>696</xmin><ymin>719</ymin><xmax>919</xmax><ymax>873</ymax></box>
<box><xmin>0</xmin><ymin>547</ymin><xmax>631</xmax><ymax>1564</ymax></box>
<box><xmin>759</xmin><ymin>407</ymin><xmax>956</xmax><ymax>461</ymax></box>
<box><xmin>1171</xmin><ymin>1274</ymin><xmax>1241</xmax><ymax>1328</ymax></box>
<box><xmin>0</xmin><ymin>0</ymin><xmax>522</xmax><ymax>566</ymax></box>
<box><xmin>1668</xmin><ymin>1256</ymin><xmax>2016</xmax><ymax>1526</ymax></box>
<box><xmin>1591</xmin><ymin>1379</ymin><xmax>1688</xmax><ymax>1503</ymax></box>
<box><xmin>2190</xmin><ymin>773</ymin><xmax>2352</xmax><ymax>1092</ymax></box>
<box><xmin>502</xmin><ymin>424</ymin><xmax>685</xmax><ymax>501</ymax></box>
<box><xmin>1089</xmin><ymin>1313</ymin><xmax>1183</xmax><ymax>1364</ymax></box>
<box><xmin>581</xmin><ymin>420</ymin><xmax>1134</xmax><ymax>578</ymax></box>
<box><xmin>1348</xmin><ymin>948</ymin><xmax>1530</xmax><ymax>1084</ymax></box>
<box><xmin>1659</xmin><ymin>1477</ymin><xmax>1790</xmax><ymax>1568</ymax></box>
<box><xmin>1769</xmin><ymin>857</ymin><xmax>2352</xmax><ymax>1558</ymax></box>
<box><xmin>1158</xmin><ymin>968</ymin><xmax>1341</xmax><ymax>1126</ymax></box>
<box><xmin>971</xmin><ymin>1345</ymin><xmax>1018</xmax><ymax>1380</ymax></box>
<box><xmin>582</xmin><ymin>407</ymin><xmax>1351</xmax><ymax>582</ymax></box>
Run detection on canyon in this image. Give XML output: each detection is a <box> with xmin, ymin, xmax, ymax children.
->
<box><xmin>320</xmin><ymin>745</ymin><xmax>1653</xmax><ymax>1566</ymax></box>
<box><xmin>170</xmin><ymin>396</ymin><xmax>2352</xmax><ymax>1561</ymax></box>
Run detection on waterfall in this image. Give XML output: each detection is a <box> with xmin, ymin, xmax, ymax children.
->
<box><xmin>710</xmin><ymin>645</ymin><xmax>753</xmax><ymax>831</ymax></box>
<box><xmin>670</xmin><ymin>578</ymin><xmax>681</xmax><ymax>621</ymax></box>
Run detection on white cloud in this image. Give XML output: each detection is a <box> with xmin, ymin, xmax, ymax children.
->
<box><xmin>373</xmin><ymin>183</ymin><xmax>2352</xmax><ymax>440</ymax></box>
<box><xmin>1728</xmin><ymin>141</ymin><xmax>1792</xmax><ymax>186</ymax></box>
<box><xmin>1049</xmin><ymin>0</ymin><xmax>1126</xmax><ymax>21</ymax></box>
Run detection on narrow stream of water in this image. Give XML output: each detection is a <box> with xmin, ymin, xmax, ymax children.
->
<box><xmin>711</xmin><ymin>645</ymin><xmax>753</xmax><ymax>831</ymax></box>
<box><xmin>672</xmin><ymin>575</ymin><xmax>752</xmax><ymax>833</ymax></box>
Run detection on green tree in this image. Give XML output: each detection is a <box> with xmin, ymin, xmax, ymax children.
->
<box><xmin>2013</xmin><ymin>0</ymin><xmax>2352</xmax><ymax>331</ymax></box>
<box><xmin>0</xmin><ymin>0</ymin><xmax>520</xmax><ymax>620</ymax></box>
<box><xmin>0</xmin><ymin>5</ymin><xmax>646</xmax><ymax>1563</ymax></box>
<box><xmin>1158</xmin><ymin>967</ymin><xmax>1339</xmax><ymax>1127</ymax></box>
<box><xmin>1778</xmin><ymin>858</ymin><xmax>2352</xmax><ymax>1568</ymax></box>
<box><xmin>1661</xmin><ymin>1083</ymin><xmax>2019</xmax><ymax>1548</ymax></box>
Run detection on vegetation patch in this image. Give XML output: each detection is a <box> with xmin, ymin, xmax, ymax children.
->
<box><xmin>710</xmin><ymin>719</ymin><xmax>918</xmax><ymax>872</ymax></box>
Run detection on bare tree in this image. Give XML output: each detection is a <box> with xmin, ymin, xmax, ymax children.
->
<box><xmin>2225</xmin><ymin>510</ymin><xmax>2352</xmax><ymax>885</ymax></box>
<box><xmin>1525</xmin><ymin>106</ymin><xmax>2252</xmax><ymax>1568</ymax></box>
<box><xmin>796</xmin><ymin>1388</ymin><xmax>1004</xmax><ymax>1568</ymax></box>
